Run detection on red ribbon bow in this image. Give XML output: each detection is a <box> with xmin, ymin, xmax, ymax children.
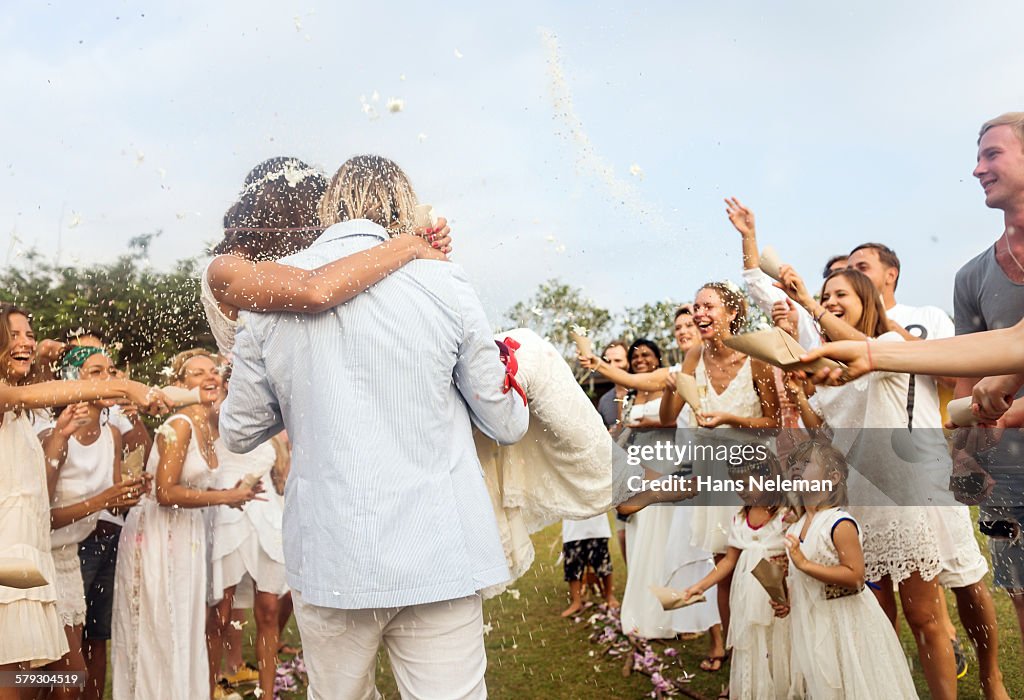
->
<box><xmin>495</xmin><ymin>337</ymin><xmax>528</xmax><ymax>406</ymax></box>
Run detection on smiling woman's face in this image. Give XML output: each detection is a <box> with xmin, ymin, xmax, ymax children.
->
<box><xmin>820</xmin><ymin>275</ymin><xmax>864</xmax><ymax>329</ymax></box>
<box><xmin>692</xmin><ymin>288</ymin><xmax>734</xmax><ymax>340</ymax></box>
<box><xmin>178</xmin><ymin>355</ymin><xmax>223</xmax><ymax>405</ymax></box>
<box><xmin>629</xmin><ymin>344</ymin><xmax>659</xmax><ymax>373</ymax></box>
<box><xmin>2</xmin><ymin>312</ymin><xmax>36</xmax><ymax>384</ymax></box>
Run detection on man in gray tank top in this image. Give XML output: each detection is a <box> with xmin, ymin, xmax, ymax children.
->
<box><xmin>954</xmin><ymin>112</ymin><xmax>1024</xmax><ymax>658</ymax></box>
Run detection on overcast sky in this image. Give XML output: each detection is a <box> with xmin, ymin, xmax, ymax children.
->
<box><xmin>4</xmin><ymin>1</ymin><xmax>1023</xmax><ymax>323</ymax></box>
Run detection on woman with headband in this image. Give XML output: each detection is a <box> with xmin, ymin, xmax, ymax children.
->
<box><xmin>35</xmin><ymin>346</ymin><xmax>149</xmax><ymax>699</ymax></box>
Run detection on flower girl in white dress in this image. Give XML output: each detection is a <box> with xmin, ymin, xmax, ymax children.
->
<box><xmin>682</xmin><ymin>453</ymin><xmax>799</xmax><ymax>700</ymax></box>
<box><xmin>780</xmin><ymin>440</ymin><xmax>917</xmax><ymax>700</ymax></box>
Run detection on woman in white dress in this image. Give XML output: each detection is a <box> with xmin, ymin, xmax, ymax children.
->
<box><xmin>36</xmin><ymin>348</ymin><xmax>148</xmax><ymax>698</ymax></box>
<box><xmin>679</xmin><ymin>283</ymin><xmax>780</xmax><ymax>672</ymax></box>
<box><xmin>111</xmin><ymin>350</ymin><xmax>260</xmax><ymax>700</ymax></box>
<box><xmin>207</xmin><ymin>430</ymin><xmax>289</xmax><ymax>700</ymax></box>
<box><xmin>0</xmin><ymin>304</ymin><xmax>166</xmax><ymax>700</ymax></box>
<box><xmin>616</xmin><ymin>339</ymin><xmax>685</xmax><ymax>639</ymax></box>
<box><xmin>580</xmin><ymin>308</ymin><xmax>723</xmax><ymax>643</ymax></box>
<box><xmin>780</xmin><ymin>266</ymin><xmax>955</xmax><ymax>700</ymax></box>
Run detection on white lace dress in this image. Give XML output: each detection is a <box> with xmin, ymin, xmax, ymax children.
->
<box><xmin>111</xmin><ymin>414</ymin><xmax>218</xmax><ymax>700</ymax></box>
<box><xmin>726</xmin><ymin>509</ymin><xmax>799</xmax><ymax>700</ymax></box>
<box><xmin>786</xmin><ymin>509</ymin><xmax>918</xmax><ymax>699</ymax></box>
<box><xmin>808</xmin><ymin>333</ymin><xmax>942</xmax><ymax>584</ymax></box>
<box><xmin>208</xmin><ymin>438</ymin><xmax>287</xmax><ymax>607</ymax></box>
<box><xmin>690</xmin><ymin>351</ymin><xmax>767</xmax><ymax>554</ymax></box>
<box><xmin>0</xmin><ymin>411</ymin><xmax>68</xmax><ymax>667</ymax></box>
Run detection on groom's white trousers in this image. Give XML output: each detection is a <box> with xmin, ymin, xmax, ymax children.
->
<box><xmin>293</xmin><ymin>591</ymin><xmax>488</xmax><ymax>699</ymax></box>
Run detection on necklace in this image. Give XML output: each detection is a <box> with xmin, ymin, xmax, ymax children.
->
<box><xmin>1004</xmin><ymin>233</ymin><xmax>1024</xmax><ymax>277</ymax></box>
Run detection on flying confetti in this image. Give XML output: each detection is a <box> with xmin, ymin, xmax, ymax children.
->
<box><xmin>540</xmin><ymin>29</ymin><xmax>668</xmax><ymax>232</ymax></box>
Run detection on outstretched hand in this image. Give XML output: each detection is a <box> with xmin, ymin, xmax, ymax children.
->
<box><xmin>725</xmin><ymin>197</ymin><xmax>756</xmax><ymax>238</ymax></box>
<box><xmin>577</xmin><ymin>352</ymin><xmax>601</xmax><ymax>371</ymax></box>
<box><xmin>773</xmin><ymin>264</ymin><xmax>813</xmax><ymax>308</ymax></box>
<box><xmin>799</xmin><ymin>341</ymin><xmax>870</xmax><ymax>384</ymax></box>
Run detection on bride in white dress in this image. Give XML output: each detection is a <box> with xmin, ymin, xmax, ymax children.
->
<box><xmin>110</xmin><ymin>351</ymin><xmax>259</xmax><ymax>700</ymax></box>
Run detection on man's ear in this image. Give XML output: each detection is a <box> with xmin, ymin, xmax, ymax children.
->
<box><xmin>885</xmin><ymin>266</ymin><xmax>899</xmax><ymax>288</ymax></box>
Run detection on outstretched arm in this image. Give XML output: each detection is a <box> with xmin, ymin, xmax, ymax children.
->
<box><xmin>683</xmin><ymin>546</ymin><xmax>741</xmax><ymax>599</ymax></box>
<box><xmin>207</xmin><ymin>227</ymin><xmax>449</xmax><ymax>315</ymax></box>
<box><xmin>0</xmin><ymin>379</ymin><xmax>167</xmax><ymax>415</ymax></box>
<box><xmin>800</xmin><ymin>321</ymin><xmax>1024</xmax><ymax>383</ymax></box>
<box><xmin>578</xmin><ymin>354</ymin><xmax>671</xmax><ymax>393</ymax></box>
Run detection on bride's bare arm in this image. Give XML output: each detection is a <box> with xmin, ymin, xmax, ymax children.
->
<box><xmin>207</xmin><ymin>230</ymin><xmax>448</xmax><ymax>315</ymax></box>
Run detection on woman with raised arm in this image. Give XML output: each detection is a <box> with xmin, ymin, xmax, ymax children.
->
<box><xmin>0</xmin><ymin>304</ymin><xmax>166</xmax><ymax>699</ymax></box>
<box><xmin>780</xmin><ymin>267</ymin><xmax>956</xmax><ymax>700</ymax></box>
<box><xmin>201</xmin><ymin>157</ymin><xmax>450</xmax><ymax>355</ymax></box>
<box><xmin>111</xmin><ymin>350</ymin><xmax>260</xmax><ymax>700</ymax></box>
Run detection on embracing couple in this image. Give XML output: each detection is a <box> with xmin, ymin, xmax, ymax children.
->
<box><xmin>212</xmin><ymin>155</ymin><xmax>529</xmax><ymax>699</ymax></box>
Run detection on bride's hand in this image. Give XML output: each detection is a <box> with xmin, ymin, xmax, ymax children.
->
<box><xmin>412</xmin><ymin>216</ymin><xmax>452</xmax><ymax>256</ymax></box>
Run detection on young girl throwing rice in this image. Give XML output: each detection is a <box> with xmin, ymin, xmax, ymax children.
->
<box><xmin>682</xmin><ymin>453</ymin><xmax>798</xmax><ymax>700</ymax></box>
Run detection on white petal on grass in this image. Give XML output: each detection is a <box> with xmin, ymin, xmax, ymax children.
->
<box><xmin>454</xmin><ymin>48</ymin><xmax>463</xmax><ymax>59</ymax></box>
<box><xmin>417</xmin><ymin>132</ymin><xmax>428</xmax><ymax>143</ymax></box>
<box><xmin>135</xmin><ymin>151</ymin><xmax>145</xmax><ymax>165</ymax></box>
<box><xmin>293</xmin><ymin>16</ymin><xmax>302</xmax><ymax>32</ymax></box>
<box><xmin>371</xmin><ymin>90</ymin><xmax>380</xmax><ymax>102</ymax></box>
<box><xmin>629</xmin><ymin>163</ymin><xmax>644</xmax><ymax>179</ymax></box>
<box><xmin>157</xmin><ymin>167</ymin><xmax>167</xmax><ymax>179</ymax></box>
<box><xmin>68</xmin><ymin>213</ymin><xmax>82</xmax><ymax>228</ymax></box>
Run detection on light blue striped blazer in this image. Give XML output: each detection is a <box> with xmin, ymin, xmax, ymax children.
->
<box><xmin>220</xmin><ymin>220</ymin><xmax>529</xmax><ymax>609</ymax></box>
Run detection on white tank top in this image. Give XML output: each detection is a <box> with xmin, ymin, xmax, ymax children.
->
<box><xmin>51</xmin><ymin>425</ymin><xmax>116</xmax><ymax>548</ymax></box>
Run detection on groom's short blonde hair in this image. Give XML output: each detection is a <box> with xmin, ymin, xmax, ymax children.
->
<box><xmin>319</xmin><ymin>155</ymin><xmax>420</xmax><ymax>235</ymax></box>
<box><xmin>979</xmin><ymin>112</ymin><xmax>1024</xmax><ymax>149</ymax></box>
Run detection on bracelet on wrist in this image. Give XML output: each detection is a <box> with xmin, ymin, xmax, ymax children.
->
<box><xmin>814</xmin><ymin>307</ymin><xmax>828</xmax><ymax>324</ymax></box>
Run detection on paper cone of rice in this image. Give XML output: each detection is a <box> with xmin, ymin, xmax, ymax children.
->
<box><xmin>0</xmin><ymin>558</ymin><xmax>48</xmax><ymax>589</ymax></box>
<box><xmin>759</xmin><ymin>246</ymin><xmax>784</xmax><ymax>282</ymax></box>
<box><xmin>725</xmin><ymin>327</ymin><xmax>848</xmax><ymax>378</ymax></box>
<box><xmin>159</xmin><ymin>385</ymin><xmax>202</xmax><ymax>408</ymax></box>
<box><xmin>675</xmin><ymin>373</ymin><xmax>702</xmax><ymax>412</ymax></box>
<box><xmin>649</xmin><ymin>585</ymin><xmax>706</xmax><ymax>610</ymax></box>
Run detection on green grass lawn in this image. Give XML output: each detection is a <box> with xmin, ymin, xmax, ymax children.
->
<box><xmin>252</xmin><ymin>515</ymin><xmax>1022</xmax><ymax>699</ymax></box>
<box><xmin>109</xmin><ymin>513</ymin><xmax>1022</xmax><ymax>699</ymax></box>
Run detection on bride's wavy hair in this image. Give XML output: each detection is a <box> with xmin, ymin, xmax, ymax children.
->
<box><xmin>318</xmin><ymin>155</ymin><xmax>419</xmax><ymax>236</ymax></box>
<box><xmin>213</xmin><ymin>157</ymin><xmax>328</xmax><ymax>262</ymax></box>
